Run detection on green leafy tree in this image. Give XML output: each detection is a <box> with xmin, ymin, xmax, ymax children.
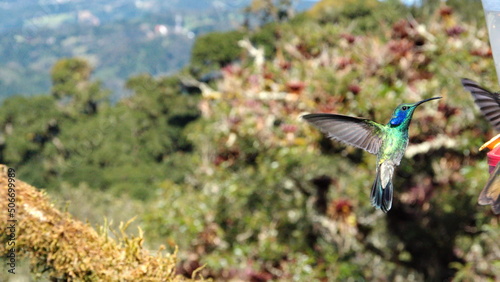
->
<box><xmin>190</xmin><ymin>31</ymin><xmax>246</xmax><ymax>75</ymax></box>
<box><xmin>53</xmin><ymin>73</ymin><xmax>200</xmax><ymax>200</ymax></box>
<box><xmin>0</xmin><ymin>95</ymin><xmax>61</xmax><ymax>185</ymax></box>
<box><xmin>244</xmin><ymin>0</ymin><xmax>295</xmax><ymax>24</ymax></box>
<box><xmin>51</xmin><ymin>58</ymin><xmax>110</xmax><ymax>115</ymax></box>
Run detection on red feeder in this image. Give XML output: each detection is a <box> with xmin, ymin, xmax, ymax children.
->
<box><xmin>487</xmin><ymin>145</ymin><xmax>500</xmax><ymax>174</ymax></box>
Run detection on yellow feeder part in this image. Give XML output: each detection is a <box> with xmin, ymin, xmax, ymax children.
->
<box><xmin>479</xmin><ymin>133</ymin><xmax>500</xmax><ymax>151</ymax></box>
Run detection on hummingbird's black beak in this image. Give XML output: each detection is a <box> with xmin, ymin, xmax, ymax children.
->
<box><xmin>414</xmin><ymin>97</ymin><xmax>442</xmax><ymax>107</ymax></box>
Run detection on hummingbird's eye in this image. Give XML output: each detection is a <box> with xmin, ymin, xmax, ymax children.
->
<box><xmin>402</xmin><ymin>106</ymin><xmax>408</xmax><ymax>111</ymax></box>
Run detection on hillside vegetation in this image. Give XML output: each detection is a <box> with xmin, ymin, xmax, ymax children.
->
<box><xmin>0</xmin><ymin>165</ymin><xmax>192</xmax><ymax>281</ymax></box>
<box><xmin>0</xmin><ymin>0</ymin><xmax>499</xmax><ymax>280</ymax></box>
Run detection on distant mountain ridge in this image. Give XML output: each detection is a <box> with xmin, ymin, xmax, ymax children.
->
<box><xmin>0</xmin><ymin>0</ymin><xmax>314</xmax><ymax>99</ymax></box>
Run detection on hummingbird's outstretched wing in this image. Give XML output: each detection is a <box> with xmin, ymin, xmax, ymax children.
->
<box><xmin>478</xmin><ymin>162</ymin><xmax>500</xmax><ymax>214</ymax></box>
<box><xmin>461</xmin><ymin>78</ymin><xmax>500</xmax><ymax>131</ymax></box>
<box><xmin>302</xmin><ymin>113</ymin><xmax>384</xmax><ymax>154</ymax></box>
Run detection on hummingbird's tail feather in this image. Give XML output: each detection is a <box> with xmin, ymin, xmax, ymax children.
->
<box><xmin>370</xmin><ymin>165</ymin><xmax>394</xmax><ymax>213</ymax></box>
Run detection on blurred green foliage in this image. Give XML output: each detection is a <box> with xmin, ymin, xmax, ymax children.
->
<box><xmin>190</xmin><ymin>31</ymin><xmax>246</xmax><ymax>75</ymax></box>
<box><xmin>1</xmin><ymin>0</ymin><xmax>499</xmax><ymax>280</ymax></box>
<box><xmin>0</xmin><ymin>58</ymin><xmax>200</xmax><ymax>200</ymax></box>
<box><xmin>51</xmin><ymin>58</ymin><xmax>110</xmax><ymax>115</ymax></box>
<box><xmin>308</xmin><ymin>0</ymin><xmax>410</xmax><ymax>34</ymax></box>
<box><xmin>249</xmin><ymin>22</ymin><xmax>280</xmax><ymax>59</ymax></box>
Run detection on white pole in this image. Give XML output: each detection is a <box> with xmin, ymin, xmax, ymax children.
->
<box><xmin>482</xmin><ymin>1</ymin><xmax>500</xmax><ymax>84</ymax></box>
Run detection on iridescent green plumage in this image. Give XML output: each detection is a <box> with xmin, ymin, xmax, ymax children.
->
<box><xmin>303</xmin><ymin>97</ymin><xmax>441</xmax><ymax>212</ymax></box>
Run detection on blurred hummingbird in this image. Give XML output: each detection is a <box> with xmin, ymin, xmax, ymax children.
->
<box><xmin>462</xmin><ymin>78</ymin><xmax>500</xmax><ymax>131</ymax></box>
<box><xmin>461</xmin><ymin>78</ymin><xmax>500</xmax><ymax>214</ymax></box>
<box><xmin>303</xmin><ymin>97</ymin><xmax>441</xmax><ymax>212</ymax></box>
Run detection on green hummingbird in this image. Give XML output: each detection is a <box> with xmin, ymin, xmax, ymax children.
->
<box><xmin>303</xmin><ymin>97</ymin><xmax>442</xmax><ymax>212</ymax></box>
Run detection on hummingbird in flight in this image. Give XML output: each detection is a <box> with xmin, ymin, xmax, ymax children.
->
<box><xmin>461</xmin><ymin>78</ymin><xmax>500</xmax><ymax>214</ymax></box>
<box><xmin>303</xmin><ymin>97</ymin><xmax>441</xmax><ymax>212</ymax></box>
